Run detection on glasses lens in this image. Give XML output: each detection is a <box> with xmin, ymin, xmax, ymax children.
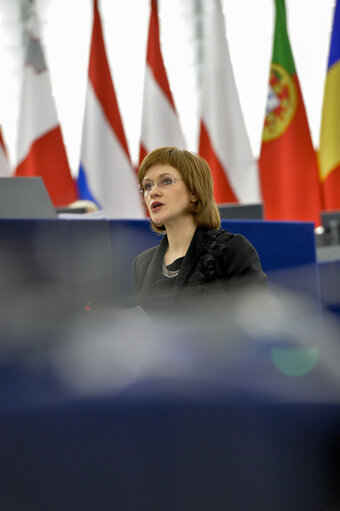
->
<box><xmin>139</xmin><ymin>175</ymin><xmax>176</xmax><ymax>194</ymax></box>
<box><xmin>143</xmin><ymin>182</ymin><xmax>153</xmax><ymax>193</ymax></box>
<box><xmin>159</xmin><ymin>175</ymin><xmax>175</xmax><ymax>187</ymax></box>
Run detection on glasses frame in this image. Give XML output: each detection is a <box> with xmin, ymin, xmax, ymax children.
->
<box><xmin>138</xmin><ymin>174</ymin><xmax>183</xmax><ymax>195</ymax></box>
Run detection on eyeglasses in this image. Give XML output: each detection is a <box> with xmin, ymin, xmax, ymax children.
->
<box><xmin>138</xmin><ymin>174</ymin><xmax>183</xmax><ymax>195</ymax></box>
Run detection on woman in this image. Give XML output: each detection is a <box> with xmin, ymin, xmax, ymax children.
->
<box><xmin>133</xmin><ymin>146</ymin><xmax>266</xmax><ymax>312</ymax></box>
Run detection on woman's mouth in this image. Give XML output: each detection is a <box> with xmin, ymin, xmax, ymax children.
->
<box><xmin>151</xmin><ymin>202</ymin><xmax>164</xmax><ymax>211</ymax></box>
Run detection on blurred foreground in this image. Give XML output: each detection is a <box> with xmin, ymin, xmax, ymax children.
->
<box><xmin>0</xmin><ymin>283</ymin><xmax>340</xmax><ymax>510</ymax></box>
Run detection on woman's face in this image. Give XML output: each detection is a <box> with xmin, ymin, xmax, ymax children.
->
<box><xmin>141</xmin><ymin>164</ymin><xmax>195</xmax><ymax>228</ymax></box>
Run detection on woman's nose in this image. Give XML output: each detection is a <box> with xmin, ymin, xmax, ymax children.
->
<box><xmin>150</xmin><ymin>183</ymin><xmax>161</xmax><ymax>196</ymax></box>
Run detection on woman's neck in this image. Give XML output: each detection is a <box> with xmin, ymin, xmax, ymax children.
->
<box><xmin>164</xmin><ymin>217</ymin><xmax>197</xmax><ymax>265</ymax></box>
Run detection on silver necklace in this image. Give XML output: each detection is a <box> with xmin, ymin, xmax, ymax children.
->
<box><xmin>162</xmin><ymin>263</ymin><xmax>180</xmax><ymax>278</ymax></box>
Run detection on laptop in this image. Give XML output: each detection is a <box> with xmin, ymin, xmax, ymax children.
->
<box><xmin>0</xmin><ymin>177</ymin><xmax>57</xmax><ymax>219</ymax></box>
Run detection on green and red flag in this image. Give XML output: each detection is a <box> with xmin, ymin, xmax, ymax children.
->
<box><xmin>259</xmin><ymin>0</ymin><xmax>321</xmax><ymax>225</ymax></box>
<box><xmin>318</xmin><ymin>0</ymin><xmax>340</xmax><ymax>210</ymax></box>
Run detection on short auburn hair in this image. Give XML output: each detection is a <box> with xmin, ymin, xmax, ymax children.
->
<box><xmin>138</xmin><ymin>146</ymin><xmax>221</xmax><ymax>233</ymax></box>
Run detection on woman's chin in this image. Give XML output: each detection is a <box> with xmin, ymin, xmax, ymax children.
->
<box><xmin>151</xmin><ymin>215</ymin><xmax>163</xmax><ymax>226</ymax></box>
<box><xmin>150</xmin><ymin>212</ymin><xmax>165</xmax><ymax>225</ymax></box>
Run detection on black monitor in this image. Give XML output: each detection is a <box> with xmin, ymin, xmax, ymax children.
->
<box><xmin>0</xmin><ymin>177</ymin><xmax>57</xmax><ymax>219</ymax></box>
<box><xmin>218</xmin><ymin>202</ymin><xmax>264</xmax><ymax>220</ymax></box>
<box><xmin>321</xmin><ymin>210</ymin><xmax>340</xmax><ymax>245</ymax></box>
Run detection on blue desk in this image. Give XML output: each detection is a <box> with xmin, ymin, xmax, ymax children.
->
<box><xmin>0</xmin><ymin>218</ymin><xmax>320</xmax><ymax>311</ymax></box>
<box><xmin>109</xmin><ymin>219</ymin><xmax>319</xmax><ymax>303</ymax></box>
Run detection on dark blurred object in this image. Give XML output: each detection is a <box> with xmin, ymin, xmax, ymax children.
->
<box><xmin>0</xmin><ymin>219</ymin><xmax>115</xmax><ymax>318</ymax></box>
<box><xmin>0</xmin><ymin>217</ymin><xmax>338</xmax><ymax>510</ymax></box>
<box><xmin>0</xmin><ymin>177</ymin><xmax>57</xmax><ymax>219</ymax></box>
<box><xmin>56</xmin><ymin>206</ymin><xmax>87</xmax><ymax>214</ymax></box>
<box><xmin>316</xmin><ymin>213</ymin><xmax>340</xmax><ymax>317</ymax></box>
<box><xmin>0</xmin><ymin>290</ymin><xmax>339</xmax><ymax>511</ymax></box>
<box><xmin>218</xmin><ymin>202</ymin><xmax>264</xmax><ymax>220</ymax></box>
<box><xmin>316</xmin><ymin>210</ymin><xmax>340</xmax><ymax>247</ymax></box>
<box><xmin>56</xmin><ymin>200</ymin><xmax>99</xmax><ymax>215</ymax></box>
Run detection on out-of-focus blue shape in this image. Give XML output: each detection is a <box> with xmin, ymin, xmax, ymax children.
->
<box><xmin>0</xmin><ymin>290</ymin><xmax>339</xmax><ymax>511</ymax></box>
<box><xmin>0</xmin><ymin>218</ymin><xmax>339</xmax><ymax>510</ymax></box>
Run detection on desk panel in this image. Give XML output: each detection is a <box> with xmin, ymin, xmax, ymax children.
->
<box><xmin>0</xmin><ymin>218</ymin><xmax>320</xmax><ymax>310</ymax></box>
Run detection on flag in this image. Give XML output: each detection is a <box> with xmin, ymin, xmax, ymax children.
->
<box><xmin>198</xmin><ymin>0</ymin><xmax>260</xmax><ymax>204</ymax></box>
<box><xmin>0</xmin><ymin>127</ymin><xmax>11</xmax><ymax>177</ymax></box>
<box><xmin>15</xmin><ymin>2</ymin><xmax>77</xmax><ymax>206</ymax></box>
<box><xmin>78</xmin><ymin>0</ymin><xmax>144</xmax><ymax>218</ymax></box>
<box><xmin>259</xmin><ymin>0</ymin><xmax>321</xmax><ymax>225</ymax></box>
<box><xmin>139</xmin><ymin>0</ymin><xmax>186</xmax><ymax>164</ymax></box>
<box><xmin>318</xmin><ymin>0</ymin><xmax>340</xmax><ymax>210</ymax></box>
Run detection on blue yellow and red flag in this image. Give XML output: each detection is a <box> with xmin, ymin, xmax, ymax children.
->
<box><xmin>319</xmin><ymin>0</ymin><xmax>340</xmax><ymax>210</ymax></box>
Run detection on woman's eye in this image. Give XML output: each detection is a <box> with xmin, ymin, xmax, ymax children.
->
<box><xmin>144</xmin><ymin>182</ymin><xmax>153</xmax><ymax>191</ymax></box>
<box><xmin>162</xmin><ymin>177</ymin><xmax>172</xmax><ymax>185</ymax></box>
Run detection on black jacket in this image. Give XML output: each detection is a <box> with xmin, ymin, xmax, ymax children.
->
<box><xmin>133</xmin><ymin>227</ymin><xmax>267</xmax><ymax>312</ymax></box>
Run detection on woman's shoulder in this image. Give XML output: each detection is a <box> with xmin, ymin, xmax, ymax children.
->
<box><xmin>198</xmin><ymin>228</ymin><xmax>244</xmax><ymax>251</ymax></box>
<box><xmin>133</xmin><ymin>244</ymin><xmax>159</xmax><ymax>268</ymax></box>
<box><xmin>132</xmin><ymin>245</ymin><xmax>159</xmax><ymax>291</ymax></box>
<box><xmin>198</xmin><ymin>227</ymin><xmax>261</xmax><ymax>263</ymax></box>
<box><xmin>195</xmin><ymin>227</ymin><xmax>266</xmax><ymax>285</ymax></box>
<box><xmin>204</xmin><ymin>227</ymin><xmax>254</xmax><ymax>245</ymax></box>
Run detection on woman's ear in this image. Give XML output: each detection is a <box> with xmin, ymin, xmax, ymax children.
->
<box><xmin>190</xmin><ymin>192</ymin><xmax>198</xmax><ymax>203</ymax></box>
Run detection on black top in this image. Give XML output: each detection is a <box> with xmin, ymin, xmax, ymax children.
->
<box><xmin>132</xmin><ymin>227</ymin><xmax>267</xmax><ymax>313</ymax></box>
<box><xmin>152</xmin><ymin>257</ymin><xmax>184</xmax><ymax>308</ymax></box>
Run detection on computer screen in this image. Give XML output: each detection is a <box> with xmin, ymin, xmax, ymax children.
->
<box><xmin>0</xmin><ymin>177</ymin><xmax>57</xmax><ymax>219</ymax></box>
<box><xmin>218</xmin><ymin>203</ymin><xmax>264</xmax><ymax>220</ymax></box>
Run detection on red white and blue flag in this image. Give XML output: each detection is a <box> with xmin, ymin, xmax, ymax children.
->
<box><xmin>139</xmin><ymin>0</ymin><xmax>186</xmax><ymax>164</ymax></box>
<box><xmin>15</xmin><ymin>2</ymin><xmax>77</xmax><ymax>206</ymax></box>
<box><xmin>78</xmin><ymin>0</ymin><xmax>144</xmax><ymax>218</ymax></box>
<box><xmin>0</xmin><ymin>126</ymin><xmax>11</xmax><ymax>177</ymax></box>
<box><xmin>198</xmin><ymin>0</ymin><xmax>260</xmax><ymax>204</ymax></box>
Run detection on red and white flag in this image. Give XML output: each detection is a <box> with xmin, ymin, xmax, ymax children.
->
<box><xmin>139</xmin><ymin>0</ymin><xmax>186</xmax><ymax>164</ymax></box>
<box><xmin>15</xmin><ymin>2</ymin><xmax>77</xmax><ymax>206</ymax></box>
<box><xmin>198</xmin><ymin>0</ymin><xmax>260</xmax><ymax>204</ymax></box>
<box><xmin>78</xmin><ymin>0</ymin><xmax>144</xmax><ymax>218</ymax></box>
<box><xmin>0</xmin><ymin>126</ymin><xmax>11</xmax><ymax>177</ymax></box>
